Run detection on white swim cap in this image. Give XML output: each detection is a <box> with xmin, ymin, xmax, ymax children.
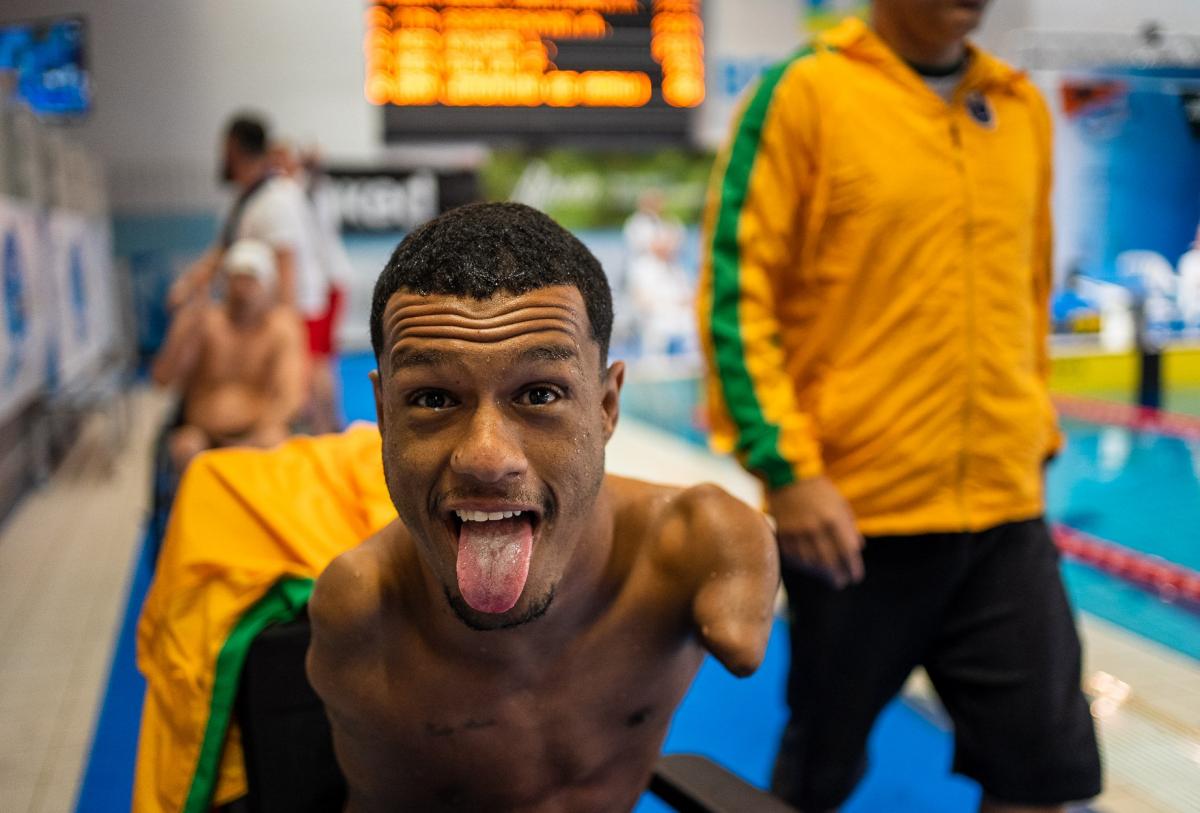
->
<box><xmin>224</xmin><ymin>239</ymin><xmax>275</xmax><ymax>284</ymax></box>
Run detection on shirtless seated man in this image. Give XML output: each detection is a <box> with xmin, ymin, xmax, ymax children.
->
<box><xmin>152</xmin><ymin>238</ymin><xmax>307</xmax><ymax>471</ymax></box>
<box><xmin>306</xmin><ymin>202</ymin><xmax>780</xmax><ymax>812</ymax></box>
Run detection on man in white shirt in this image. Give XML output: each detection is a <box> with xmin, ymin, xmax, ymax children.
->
<box><xmin>169</xmin><ymin>116</ymin><xmax>324</xmax><ymax>322</ymax></box>
<box><xmin>269</xmin><ymin>141</ymin><xmax>352</xmax><ymax>432</ymax></box>
<box><xmin>170</xmin><ymin>115</ymin><xmax>342</xmax><ymax>431</ymax></box>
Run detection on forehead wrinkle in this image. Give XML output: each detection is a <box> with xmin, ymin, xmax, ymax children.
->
<box><xmin>386</xmin><ymin>322</ymin><xmax>585</xmax><ymax>375</ymax></box>
<box><xmin>385</xmin><ymin>303</ymin><xmax>584</xmax><ymax>346</ymax></box>
<box><xmin>396</xmin><ymin>320</ymin><xmax>579</xmax><ymax>345</ymax></box>
<box><xmin>395</xmin><ymin>305</ymin><xmax>580</xmax><ymax>332</ymax></box>
<box><xmin>388</xmin><ymin>341</ymin><xmax>581</xmax><ymax>381</ymax></box>
<box><xmin>391</xmin><ymin>297</ymin><xmax>579</xmax><ymax>318</ymax></box>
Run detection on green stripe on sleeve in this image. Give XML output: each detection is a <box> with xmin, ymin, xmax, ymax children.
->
<box><xmin>182</xmin><ymin>576</ymin><xmax>315</xmax><ymax>813</ymax></box>
<box><xmin>708</xmin><ymin>49</ymin><xmax>812</xmax><ymax>488</ymax></box>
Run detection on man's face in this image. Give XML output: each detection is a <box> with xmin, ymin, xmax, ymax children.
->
<box><xmin>876</xmin><ymin>0</ymin><xmax>989</xmax><ymax>42</ymax></box>
<box><xmin>372</xmin><ymin>285</ymin><xmax>623</xmax><ymax>631</ymax></box>
<box><xmin>226</xmin><ymin>271</ymin><xmax>268</xmax><ymax>315</ymax></box>
<box><xmin>269</xmin><ymin>144</ymin><xmax>301</xmax><ymax>178</ymax></box>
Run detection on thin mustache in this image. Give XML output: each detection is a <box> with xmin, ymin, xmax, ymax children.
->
<box><xmin>432</xmin><ymin>490</ymin><xmax>554</xmax><ymax>517</ymax></box>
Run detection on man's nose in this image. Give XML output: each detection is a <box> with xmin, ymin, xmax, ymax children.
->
<box><xmin>449</xmin><ymin>402</ymin><xmax>528</xmax><ymax>484</ymax></box>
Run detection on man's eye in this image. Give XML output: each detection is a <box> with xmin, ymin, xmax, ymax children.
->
<box><xmin>518</xmin><ymin>387</ymin><xmax>562</xmax><ymax>406</ymax></box>
<box><xmin>410</xmin><ymin>390</ymin><xmax>457</xmax><ymax>410</ymax></box>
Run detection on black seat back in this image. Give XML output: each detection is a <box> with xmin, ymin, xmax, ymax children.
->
<box><xmin>235</xmin><ymin>611</ymin><xmax>347</xmax><ymax>813</ymax></box>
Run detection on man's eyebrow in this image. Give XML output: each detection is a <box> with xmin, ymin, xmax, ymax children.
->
<box><xmin>519</xmin><ymin>345</ymin><xmax>578</xmax><ymax>364</ymax></box>
<box><xmin>390</xmin><ymin>347</ymin><xmax>451</xmax><ymax>369</ymax></box>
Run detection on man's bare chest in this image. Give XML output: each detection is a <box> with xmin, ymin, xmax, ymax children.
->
<box><xmin>199</xmin><ymin>326</ymin><xmax>276</xmax><ymax>384</ymax></box>
<box><xmin>333</xmin><ymin>626</ymin><xmax>704</xmax><ymax>809</ymax></box>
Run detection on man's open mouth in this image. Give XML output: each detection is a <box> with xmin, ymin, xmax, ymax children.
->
<box><xmin>445</xmin><ymin>506</ymin><xmax>542</xmax><ymax>615</ymax></box>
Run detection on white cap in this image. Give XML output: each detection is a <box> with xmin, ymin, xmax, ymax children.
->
<box><xmin>224</xmin><ymin>239</ymin><xmax>275</xmax><ymax>285</ymax></box>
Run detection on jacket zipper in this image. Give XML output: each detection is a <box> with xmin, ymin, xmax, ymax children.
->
<box><xmin>950</xmin><ymin>116</ymin><xmax>975</xmax><ymax>528</ymax></box>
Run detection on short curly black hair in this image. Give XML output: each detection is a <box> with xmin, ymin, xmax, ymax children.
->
<box><xmin>370</xmin><ymin>202</ymin><xmax>613</xmax><ymax>366</ymax></box>
<box><xmin>225</xmin><ymin>114</ymin><xmax>268</xmax><ymax>157</ymax></box>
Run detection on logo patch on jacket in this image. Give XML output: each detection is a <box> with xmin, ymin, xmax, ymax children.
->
<box><xmin>966</xmin><ymin>91</ymin><xmax>995</xmax><ymax>129</ymax></box>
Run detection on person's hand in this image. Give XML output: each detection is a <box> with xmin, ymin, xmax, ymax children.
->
<box><xmin>768</xmin><ymin>476</ymin><xmax>864</xmax><ymax>589</ymax></box>
<box><xmin>167</xmin><ymin>253</ymin><xmax>218</xmax><ymax>311</ymax></box>
<box><xmin>166</xmin><ymin>274</ymin><xmax>194</xmax><ymax>311</ymax></box>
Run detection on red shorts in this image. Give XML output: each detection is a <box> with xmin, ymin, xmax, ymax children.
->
<box><xmin>304</xmin><ymin>286</ymin><xmax>344</xmax><ymax>357</ymax></box>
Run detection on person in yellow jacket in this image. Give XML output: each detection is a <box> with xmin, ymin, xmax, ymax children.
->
<box><xmin>698</xmin><ymin>2</ymin><xmax>1101</xmax><ymax>811</ymax></box>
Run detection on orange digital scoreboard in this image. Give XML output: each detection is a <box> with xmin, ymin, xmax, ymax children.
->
<box><xmin>365</xmin><ymin>0</ymin><xmax>704</xmax><ymax>143</ymax></box>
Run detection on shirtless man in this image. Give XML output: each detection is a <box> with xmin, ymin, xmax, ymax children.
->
<box><xmin>152</xmin><ymin>239</ymin><xmax>307</xmax><ymax>471</ymax></box>
<box><xmin>306</xmin><ymin>202</ymin><xmax>779</xmax><ymax>812</ymax></box>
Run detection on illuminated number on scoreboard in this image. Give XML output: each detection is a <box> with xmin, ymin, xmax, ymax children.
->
<box><xmin>365</xmin><ymin>1</ymin><xmax>704</xmax><ymax>143</ymax></box>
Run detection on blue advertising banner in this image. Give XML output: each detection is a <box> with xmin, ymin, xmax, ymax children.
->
<box><xmin>0</xmin><ymin>196</ymin><xmax>46</xmax><ymax>422</ymax></box>
<box><xmin>1051</xmin><ymin>67</ymin><xmax>1200</xmax><ymax>342</ymax></box>
<box><xmin>47</xmin><ymin>211</ymin><xmax>118</xmax><ymax>382</ymax></box>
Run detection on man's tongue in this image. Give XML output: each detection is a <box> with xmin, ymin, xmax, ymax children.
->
<box><xmin>456</xmin><ymin>516</ymin><xmax>534</xmax><ymax>614</ymax></box>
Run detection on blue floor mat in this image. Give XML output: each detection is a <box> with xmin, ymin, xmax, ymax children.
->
<box><xmin>339</xmin><ymin>352</ymin><xmax>378</xmax><ymax>425</ymax></box>
<box><xmin>636</xmin><ymin>620</ymin><xmax>977</xmax><ymax>813</ymax></box>
<box><xmin>75</xmin><ymin>528</ymin><xmax>154</xmax><ymax>813</ymax></box>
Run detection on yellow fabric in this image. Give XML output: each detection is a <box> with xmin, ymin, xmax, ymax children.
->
<box><xmin>133</xmin><ymin>424</ymin><xmax>394</xmax><ymax>812</ymax></box>
<box><xmin>699</xmin><ymin>18</ymin><xmax>1058</xmax><ymax>535</ymax></box>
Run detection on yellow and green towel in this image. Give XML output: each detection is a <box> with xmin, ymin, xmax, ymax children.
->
<box><xmin>133</xmin><ymin>424</ymin><xmax>394</xmax><ymax>812</ymax></box>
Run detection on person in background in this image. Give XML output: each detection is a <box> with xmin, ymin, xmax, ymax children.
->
<box><xmin>268</xmin><ymin>140</ymin><xmax>350</xmax><ymax>433</ymax></box>
<box><xmin>698</xmin><ymin>1</ymin><xmax>1102</xmax><ymax>811</ymax></box>
<box><xmin>168</xmin><ymin>115</ymin><xmax>322</xmax><ymax>326</ymax></box>
<box><xmin>153</xmin><ymin>239</ymin><xmax>307</xmax><ymax>471</ymax></box>
<box><xmin>1053</xmin><ymin>266</ymin><xmax>1101</xmax><ymax>333</ymax></box>
<box><xmin>622</xmin><ymin>188</ymin><xmax>695</xmax><ymax>361</ymax></box>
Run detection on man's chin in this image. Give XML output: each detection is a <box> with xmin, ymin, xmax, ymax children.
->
<box><xmin>946</xmin><ymin>10</ymin><xmax>984</xmax><ymax>36</ymax></box>
<box><xmin>444</xmin><ymin>584</ymin><xmax>556</xmax><ymax>632</ymax></box>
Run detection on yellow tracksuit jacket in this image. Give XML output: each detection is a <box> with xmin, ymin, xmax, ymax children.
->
<box><xmin>698</xmin><ymin>17</ymin><xmax>1058</xmax><ymax>536</ymax></box>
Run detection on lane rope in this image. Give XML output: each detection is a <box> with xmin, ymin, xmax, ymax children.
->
<box><xmin>1053</xmin><ymin>394</ymin><xmax>1200</xmax><ymax>442</ymax></box>
<box><xmin>1052</xmin><ymin>523</ymin><xmax>1200</xmax><ymax>613</ymax></box>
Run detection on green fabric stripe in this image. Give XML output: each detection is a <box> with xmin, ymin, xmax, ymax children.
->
<box><xmin>182</xmin><ymin>576</ymin><xmax>315</xmax><ymax>813</ymax></box>
<box><xmin>709</xmin><ymin>48</ymin><xmax>814</xmax><ymax>488</ymax></box>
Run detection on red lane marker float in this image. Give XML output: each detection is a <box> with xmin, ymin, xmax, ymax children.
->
<box><xmin>1052</xmin><ymin>524</ymin><xmax>1200</xmax><ymax>613</ymax></box>
<box><xmin>1053</xmin><ymin>394</ymin><xmax>1200</xmax><ymax>442</ymax></box>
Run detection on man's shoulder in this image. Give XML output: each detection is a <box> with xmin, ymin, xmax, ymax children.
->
<box><xmin>751</xmin><ymin>45</ymin><xmax>825</xmax><ymax>101</ymax></box>
<box><xmin>200</xmin><ymin>303</ymin><xmax>228</xmax><ymax>330</ymax></box>
<box><xmin>734</xmin><ymin>45</ymin><xmax>830</xmax><ymax>142</ymax></box>
<box><xmin>609</xmin><ymin>476</ymin><xmax>768</xmax><ymax>574</ymax></box>
<box><xmin>665</xmin><ymin>481</ymin><xmax>768</xmax><ymax>549</ymax></box>
<box><xmin>611</xmin><ymin>474</ymin><xmax>760</xmax><ymax>523</ymax></box>
<box><xmin>1005</xmin><ymin>70</ymin><xmax>1051</xmax><ymax>116</ymax></box>
<box><xmin>259</xmin><ymin>174</ymin><xmax>307</xmax><ymax>203</ymax></box>
<box><xmin>239</xmin><ymin>176</ymin><xmax>308</xmax><ymax>232</ymax></box>
<box><xmin>309</xmin><ymin>528</ymin><xmax>391</xmax><ymax>642</ymax></box>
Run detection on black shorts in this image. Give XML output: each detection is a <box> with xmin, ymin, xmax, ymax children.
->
<box><xmin>771</xmin><ymin>517</ymin><xmax>1102</xmax><ymax>810</ymax></box>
